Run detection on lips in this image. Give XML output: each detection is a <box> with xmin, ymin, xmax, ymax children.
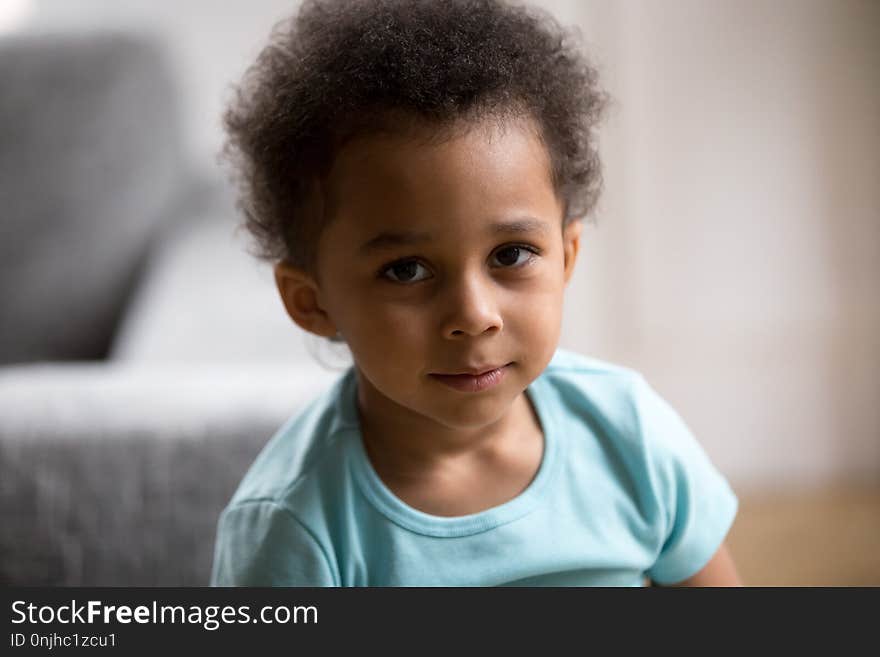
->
<box><xmin>428</xmin><ymin>363</ymin><xmax>511</xmax><ymax>393</ymax></box>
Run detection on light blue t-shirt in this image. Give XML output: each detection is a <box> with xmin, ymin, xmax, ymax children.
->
<box><xmin>210</xmin><ymin>348</ymin><xmax>738</xmax><ymax>586</ymax></box>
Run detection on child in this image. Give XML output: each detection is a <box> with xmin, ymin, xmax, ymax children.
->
<box><xmin>210</xmin><ymin>0</ymin><xmax>741</xmax><ymax>587</ymax></box>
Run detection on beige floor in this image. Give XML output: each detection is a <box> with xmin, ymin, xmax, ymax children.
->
<box><xmin>725</xmin><ymin>484</ymin><xmax>880</xmax><ymax>586</ymax></box>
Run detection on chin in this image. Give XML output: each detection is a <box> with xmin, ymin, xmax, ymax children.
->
<box><xmin>420</xmin><ymin>391</ymin><xmax>518</xmax><ymax>430</ymax></box>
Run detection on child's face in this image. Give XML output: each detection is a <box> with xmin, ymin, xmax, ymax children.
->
<box><xmin>277</xmin><ymin>117</ymin><xmax>581</xmax><ymax>431</ymax></box>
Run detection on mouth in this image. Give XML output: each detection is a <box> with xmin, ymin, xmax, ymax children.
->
<box><xmin>428</xmin><ymin>363</ymin><xmax>512</xmax><ymax>393</ymax></box>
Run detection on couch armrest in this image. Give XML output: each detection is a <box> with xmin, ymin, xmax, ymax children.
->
<box><xmin>0</xmin><ymin>32</ymin><xmax>189</xmax><ymax>364</ymax></box>
<box><xmin>0</xmin><ymin>361</ymin><xmax>341</xmax><ymax>585</ymax></box>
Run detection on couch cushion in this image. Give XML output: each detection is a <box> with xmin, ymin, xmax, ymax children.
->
<box><xmin>0</xmin><ymin>32</ymin><xmax>187</xmax><ymax>364</ymax></box>
<box><xmin>0</xmin><ymin>361</ymin><xmax>341</xmax><ymax>585</ymax></box>
<box><xmin>109</xmin><ymin>184</ymin><xmax>348</xmax><ymax>367</ymax></box>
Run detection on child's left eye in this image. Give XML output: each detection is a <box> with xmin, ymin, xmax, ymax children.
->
<box><xmin>491</xmin><ymin>245</ymin><xmax>538</xmax><ymax>268</ymax></box>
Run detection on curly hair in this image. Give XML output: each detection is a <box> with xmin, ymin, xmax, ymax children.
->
<box><xmin>223</xmin><ymin>0</ymin><xmax>609</xmax><ymax>275</ymax></box>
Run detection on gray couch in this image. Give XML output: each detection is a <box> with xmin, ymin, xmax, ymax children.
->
<box><xmin>0</xmin><ymin>31</ymin><xmax>343</xmax><ymax>585</ymax></box>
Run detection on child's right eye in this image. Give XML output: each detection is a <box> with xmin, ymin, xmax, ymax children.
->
<box><xmin>379</xmin><ymin>259</ymin><xmax>432</xmax><ymax>284</ymax></box>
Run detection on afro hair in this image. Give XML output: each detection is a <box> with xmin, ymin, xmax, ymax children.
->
<box><xmin>223</xmin><ymin>0</ymin><xmax>609</xmax><ymax>274</ymax></box>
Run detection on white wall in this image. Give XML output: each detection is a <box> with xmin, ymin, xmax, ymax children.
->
<box><xmin>19</xmin><ymin>0</ymin><xmax>880</xmax><ymax>492</ymax></box>
<box><xmin>566</xmin><ymin>0</ymin><xmax>880</xmax><ymax>491</ymax></box>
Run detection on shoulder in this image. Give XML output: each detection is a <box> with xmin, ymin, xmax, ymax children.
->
<box><xmin>539</xmin><ymin>347</ymin><xmax>736</xmax><ymax>521</ymax></box>
<box><xmin>211</xmin><ymin>497</ymin><xmax>338</xmax><ymax>586</ymax></box>
<box><xmin>537</xmin><ymin>347</ymin><xmax>645</xmax><ymax>436</ymax></box>
<box><xmin>216</xmin><ymin>366</ymin><xmax>357</xmax><ymax>567</ymax></box>
<box><xmin>227</xmin><ymin>368</ymin><xmax>354</xmax><ymax>507</ymax></box>
<box><xmin>539</xmin><ymin>348</ymin><xmax>692</xmax><ymax>461</ymax></box>
<box><xmin>211</xmin><ymin>370</ymin><xmax>356</xmax><ymax>586</ymax></box>
<box><xmin>540</xmin><ymin>349</ymin><xmax>738</xmax><ymax>585</ymax></box>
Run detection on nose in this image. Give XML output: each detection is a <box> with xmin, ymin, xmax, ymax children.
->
<box><xmin>439</xmin><ymin>269</ymin><xmax>503</xmax><ymax>339</ymax></box>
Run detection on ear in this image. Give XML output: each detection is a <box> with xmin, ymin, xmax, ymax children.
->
<box><xmin>273</xmin><ymin>261</ymin><xmax>339</xmax><ymax>339</ymax></box>
<box><xmin>562</xmin><ymin>219</ymin><xmax>583</xmax><ymax>285</ymax></box>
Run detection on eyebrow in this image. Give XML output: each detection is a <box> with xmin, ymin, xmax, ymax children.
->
<box><xmin>358</xmin><ymin>218</ymin><xmax>550</xmax><ymax>255</ymax></box>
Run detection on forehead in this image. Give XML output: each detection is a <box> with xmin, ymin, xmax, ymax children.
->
<box><xmin>319</xmin><ymin>117</ymin><xmax>562</xmax><ymax>248</ymax></box>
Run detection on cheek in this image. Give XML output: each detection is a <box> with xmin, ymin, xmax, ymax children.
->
<box><xmin>339</xmin><ymin>294</ymin><xmax>429</xmax><ymax>353</ymax></box>
<box><xmin>508</xmin><ymin>276</ymin><xmax>565</xmax><ymax>349</ymax></box>
<box><xmin>520</xmin><ymin>289</ymin><xmax>564</xmax><ymax>335</ymax></box>
<box><xmin>343</xmin><ymin>302</ymin><xmax>430</xmax><ymax>387</ymax></box>
<box><xmin>509</xmin><ymin>269</ymin><xmax>565</xmax><ymax>317</ymax></box>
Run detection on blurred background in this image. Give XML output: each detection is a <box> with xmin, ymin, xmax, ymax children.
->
<box><xmin>0</xmin><ymin>0</ymin><xmax>877</xmax><ymax>586</ymax></box>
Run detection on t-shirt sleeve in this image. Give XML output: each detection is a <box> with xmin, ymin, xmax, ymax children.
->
<box><xmin>633</xmin><ymin>375</ymin><xmax>739</xmax><ymax>585</ymax></box>
<box><xmin>210</xmin><ymin>499</ymin><xmax>337</xmax><ymax>586</ymax></box>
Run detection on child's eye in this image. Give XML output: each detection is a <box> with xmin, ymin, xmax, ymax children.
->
<box><xmin>380</xmin><ymin>259</ymin><xmax>432</xmax><ymax>284</ymax></box>
<box><xmin>379</xmin><ymin>245</ymin><xmax>539</xmax><ymax>285</ymax></box>
<box><xmin>490</xmin><ymin>245</ymin><xmax>539</xmax><ymax>268</ymax></box>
